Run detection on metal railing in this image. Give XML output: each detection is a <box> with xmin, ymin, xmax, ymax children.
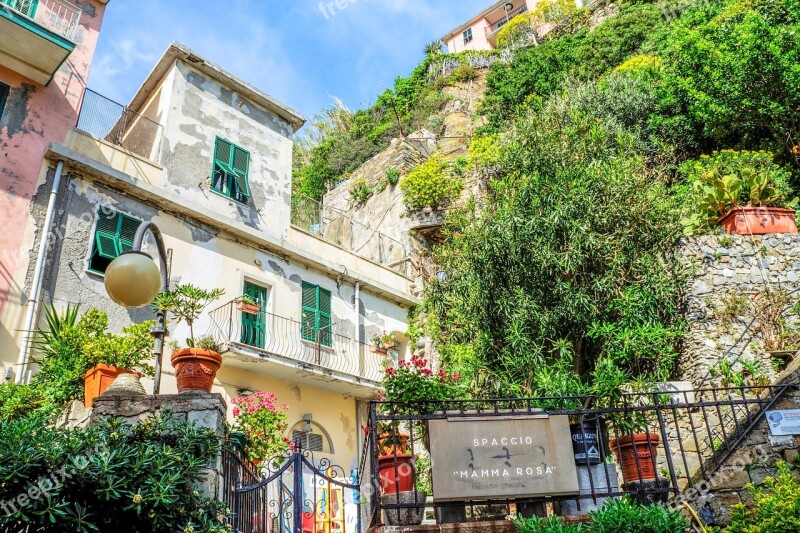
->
<box><xmin>486</xmin><ymin>4</ymin><xmax>529</xmax><ymax>35</ymax></box>
<box><xmin>76</xmin><ymin>88</ymin><xmax>163</xmax><ymax>164</ymax></box>
<box><xmin>366</xmin><ymin>385</ymin><xmax>792</xmax><ymax>525</ymax></box>
<box><xmin>291</xmin><ymin>193</ymin><xmax>411</xmax><ymax>277</ymax></box>
<box><xmin>1</xmin><ymin>0</ymin><xmax>81</xmax><ymax>40</ymax></box>
<box><xmin>208</xmin><ymin>300</ymin><xmax>385</xmax><ymax>383</ymax></box>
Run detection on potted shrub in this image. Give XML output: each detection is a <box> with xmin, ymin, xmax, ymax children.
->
<box><xmin>682</xmin><ymin>150</ymin><xmax>799</xmax><ymax>235</ymax></box>
<box><xmin>231</xmin><ymin>391</ymin><xmax>290</xmax><ymax>466</ymax></box>
<box><xmin>152</xmin><ymin>284</ymin><xmax>225</xmax><ymax>393</ymax></box>
<box><xmin>235</xmin><ymin>294</ymin><xmax>261</xmax><ymax>315</ymax></box>
<box><xmin>372</xmin><ymin>331</ymin><xmax>398</xmax><ymax>355</ymax></box>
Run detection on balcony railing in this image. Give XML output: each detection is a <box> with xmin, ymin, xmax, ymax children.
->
<box><xmin>486</xmin><ymin>4</ymin><xmax>528</xmax><ymax>35</ymax></box>
<box><xmin>76</xmin><ymin>89</ymin><xmax>163</xmax><ymax>164</ymax></box>
<box><xmin>209</xmin><ymin>301</ymin><xmax>385</xmax><ymax>384</ymax></box>
<box><xmin>1</xmin><ymin>0</ymin><xmax>81</xmax><ymax>40</ymax></box>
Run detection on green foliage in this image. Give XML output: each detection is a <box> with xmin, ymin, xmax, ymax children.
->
<box><xmin>660</xmin><ymin>0</ymin><xmax>800</xmax><ymax>160</ymax></box>
<box><xmin>231</xmin><ymin>391</ymin><xmax>289</xmax><ymax>463</ymax></box>
<box><xmin>497</xmin><ymin>12</ymin><xmax>537</xmax><ymax>49</ymax></box>
<box><xmin>381</xmin><ymin>354</ymin><xmax>466</xmax><ymax>412</ymax></box>
<box><xmin>29</xmin><ymin>305</ymin><xmax>155</xmax><ymax>411</ymax></box>
<box><xmin>152</xmin><ymin>284</ymin><xmax>225</xmax><ymax>347</ymax></box>
<box><xmin>449</xmin><ymin>65</ymin><xmax>479</xmax><ymax>84</ymax></box>
<box><xmin>385</xmin><ymin>167</ymin><xmax>401</xmax><ymax>186</ymax></box>
<box><xmin>681</xmin><ymin>150</ymin><xmax>798</xmax><ymax>233</ymax></box>
<box><xmin>616</xmin><ymin>54</ymin><xmax>663</xmax><ymax>75</ymax></box>
<box><xmin>726</xmin><ymin>462</ymin><xmax>800</xmax><ymax>532</ymax></box>
<box><xmin>513</xmin><ymin>496</ymin><xmax>689</xmax><ymax>532</ymax></box>
<box><xmin>427</xmin><ymin>100</ymin><xmax>684</xmax><ymax>396</ymax></box>
<box><xmin>0</xmin><ymin>383</ymin><xmax>52</xmax><ymax>422</ymax></box>
<box><xmin>349</xmin><ymin>178</ymin><xmax>373</xmax><ymax>204</ymax></box>
<box><xmin>0</xmin><ymin>411</ymin><xmax>228</xmax><ymax>532</ymax></box>
<box><xmin>400</xmin><ymin>154</ymin><xmax>463</xmax><ymax>211</ymax></box>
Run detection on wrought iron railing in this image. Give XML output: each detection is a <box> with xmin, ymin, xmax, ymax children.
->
<box><xmin>76</xmin><ymin>88</ymin><xmax>163</xmax><ymax>164</ymax></box>
<box><xmin>208</xmin><ymin>300</ymin><xmax>385</xmax><ymax>383</ymax></box>
<box><xmin>1</xmin><ymin>0</ymin><xmax>81</xmax><ymax>40</ymax></box>
<box><xmin>366</xmin><ymin>385</ymin><xmax>792</xmax><ymax>525</ymax></box>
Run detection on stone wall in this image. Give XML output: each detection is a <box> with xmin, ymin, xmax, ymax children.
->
<box><xmin>679</xmin><ymin>234</ymin><xmax>800</xmax><ymax>388</ymax></box>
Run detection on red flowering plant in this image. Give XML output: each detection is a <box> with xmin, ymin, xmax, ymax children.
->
<box><xmin>231</xmin><ymin>391</ymin><xmax>290</xmax><ymax>464</ymax></box>
<box><xmin>378</xmin><ymin>354</ymin><xmax>466</xmax><ymax>453</ymax></box>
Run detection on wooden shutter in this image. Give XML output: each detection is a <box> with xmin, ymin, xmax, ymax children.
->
<box><xmin>318</xmin><ymin>288</ymin><xmax>332</xmax><ymax>347</ymax></box>
<box><xmin>94</xmin><ymin>212</ymin><xmax>120</xmax><ymax>259</ymax></box>
<box><xmin>231</xmin><ymin>145</ymin><xmax>251</xmax><ymax>196</ymax></box>
<box><xmin>213</xmin><ymin>137</ymin><xmax>235</xmax><ymax>174</ymax></box>
<box><xmin>301</xmin><ymin>282</ymin><xmax>318</xmax><ymax>342</ymax></box>
<box><xmin>117</xmin><ymin>215</ymin><xmax>140</xmax><ymax>255</ymax></box>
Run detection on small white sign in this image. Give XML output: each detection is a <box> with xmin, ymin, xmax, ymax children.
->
<box><xmin>765</xmin><ymin>410</ymin><xmax>800</xmax><ymax>436</ymax></box>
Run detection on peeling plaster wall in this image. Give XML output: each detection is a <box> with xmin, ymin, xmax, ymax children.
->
<box><xmin>158</xmin><ymin>62</ymin><xmax>293</xmax><ymax>240</ymax></box>
<box><xmin>0</xmin><ymin>0</ymin><xmax>106</xmax><ymax>368</ymax></box>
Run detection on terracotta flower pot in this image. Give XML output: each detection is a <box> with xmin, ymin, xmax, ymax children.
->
<box><xmin>171</xmin><ymin>348</ymin><xmax>222</xmax><ymax>393</ymax></box>
<box><xmin>609</xmin><ymin>433</ymin><xmax>660</xmax><ymax>483</ymax></box>
<box><xmin>378</xmin><ymin>453</ymin><xmax>415</xmax><ymax>494</ymax></box>
<box><xmin>236</xmin><ymin>301</ymin><xmax>261</xmax><ymax>315</ymax></box>
<box><xmin>372</xmin><ymin>346</ymin><xmax>388</xmax><ymax>355</ymax></box>
<box><xmin>378</xmin><ymin>432</ymin><xmax>410</xmax><ymax>455</ymax></box>
<box><xmin>84</xmin><ymin>364</ymin><xmax>140</xmax><ymax>408</ymax></box>
<box><xmin>718</xmin><ymin>206</ymin><xmax>798</xmax><ymax>235</ymax></box>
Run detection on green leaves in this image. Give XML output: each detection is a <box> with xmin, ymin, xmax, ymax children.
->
<box><xmin>400</xmin><ymin>154</ymin><xmax>463</xmax><ymax>211</ymax></box>
<box><xmin>151</xmin><ymin>284</ymin><xmax>225</xmax><ymax>346</ymax></box>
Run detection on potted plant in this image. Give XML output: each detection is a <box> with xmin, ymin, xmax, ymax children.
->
<box><xmin>682</xmin><ymin>150</ymin><xmax>799</xmax><ymax>235</ymax></box>
<box><xmin>152</xmin><ymin>284</ymin><xmax>225</xmax><ymax>393</ymax></box>
<box><xmin>372</xmin><ymin>331</ymin><xmax>398</xmax><ymax>355</ymax></box>
<box><xmin>236</xmin><ymin>294</ymin><xmax>261</xmax><ymax>315</ymax></box>
<box><xmin>231</xmin><ymin>391</ymin><xmax>290</xmax><ymax>466</ymax></box>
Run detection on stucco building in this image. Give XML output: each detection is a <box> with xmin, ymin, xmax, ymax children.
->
<box><xmin>1</xmin><ymin>42</ymin><xmax>417</xmax><ymax>473</ymax></box>
<box><xmin>441</xmin><ymin>0</ymin><xmax>536</xmax><ymax>53</ymax></box>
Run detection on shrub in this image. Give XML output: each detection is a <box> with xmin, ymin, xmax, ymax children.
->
<box><xmin>615</xmin><ymin>54</ymin><xmax>663</xmax><ymax>75</ymax></box>
<box><xmin>231</xmin><ymin>391</ymin><xmax>289</xmax><ymax>463</ymax></box>
<box><xmin>349</xmin><ymin>178</ymin><xmax>373</xmax><ymax>204</ymax></box>
<box><xmin>449</xmin><ymin>65</ymin><xmax>479</xmax><ymax>83</ymax></box>
<box><xmin>385</xmin><ymin>167</ymin><xmax>401</xmax><ymax>186</ymax></box>
<box><xmin>400</xmin><ymin>154</ymin><xmax>463</xmax><ymax>211</ymax></box>
<box><xmin>0</xmin><ymin>412</ymin><xmax>228</xmax><ymax>532</ymax></box>
<box><xmin>681</xmin><ymin>150</ymin><xmax>798</xmax><ymax>234</ymax></box>
<box><xmin>512</xmin><ymin>496</ymin><xmax>689</xmax><ymax>533</ymax></box>
<box><xmin>726</xmin><ymin>462</ymin><xmax>800</xmax><ymax>533</ymax></box>
<box><xmin>497</xmin><ymin>12</ymin><xmax>537</xmax><ymax>49</ymax></box>
<box><xmin>0</xmin><ymin>383</ymin><xmax>52</xmax><ymax>422</ymax></box>
<box><xmin>381</xmin><ymin>354</ymin><xmax>466</xmax><ymax>410</ymax></box>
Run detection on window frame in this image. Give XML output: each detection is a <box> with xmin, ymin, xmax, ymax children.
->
<box><xmin>300</xmin><ymin>281</ymin><xmax>333</xmax><ymax>347</ymax></box>
<box><xmin>210</xmin><ymin>136</ymin><xmax>251</xmax><ymax>204</ymax></box>
<box><xmin>463</xmin><ymin>28</ymin><xmax>473</xmax><ymax>44</ymax></box>
<box><xmin>87</xmin><ymin>209</ymin><xmax>142</xmax><ymax>275</ymax></box>
<box><xmin>0</xmin><ymin>81</ymin><xmax>9</xmax><ymax>123</ymax></box>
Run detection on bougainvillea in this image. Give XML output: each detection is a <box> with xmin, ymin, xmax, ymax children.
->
<box><xmin>231</xmin><ymin>391</ymin><xmax>290</xmax><ymax>463</ymax></box>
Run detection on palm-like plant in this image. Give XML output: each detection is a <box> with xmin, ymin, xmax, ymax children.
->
<box><xmin>151</xmin><ymin>284</ymin><xmax>225</xmax><ymax>347</ymax></box>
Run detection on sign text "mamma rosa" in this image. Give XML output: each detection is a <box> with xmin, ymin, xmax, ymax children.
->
<box><xmin>429</xmin><ymin>415</ymin><xmax>579</xmax><ymax>501</ymax></box>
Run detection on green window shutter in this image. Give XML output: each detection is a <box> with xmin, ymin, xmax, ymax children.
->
<box><xmin>94</xmin><ymin>212</ymin><xmax>120</xmax><ymax>260</ymax></box>
<box><xmin>0</xmin><ymin>82</ymin><xmax>9</xmax><ymax>122</ymax></box>
<box><xmin>117</xmin><ymin>215</ymin><xmax>140</xmax><ymax>255</ymax></box>
<box><xmin>318</xmin><ymin>288</ymin><xmax>332</xmax><ymax>347</ymax></box>
<box><xmin>214</xmin><ymin>137</ymin><xmax>233</xmax><ymax>168</ymax></box>
<box><xmin>301</xmin><ymin>282</ymin><xmax>318</xmax><ymax>342</ymax></box>
<box><xmin>231</xmin><ymin>146</ymin><xmax>251</xmax><ymax>196</ymax></box>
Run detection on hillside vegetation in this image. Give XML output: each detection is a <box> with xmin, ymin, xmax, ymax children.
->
<box><xmin>295</xmin><ymin>0</ymin><xmax>800</xmax><ymax>397</ymax></box>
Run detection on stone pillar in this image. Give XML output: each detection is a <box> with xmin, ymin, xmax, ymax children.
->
<box><xmin>91</xmin><ymin>392</ymin><xmax>227</xmax><ymax>500</ymax></box>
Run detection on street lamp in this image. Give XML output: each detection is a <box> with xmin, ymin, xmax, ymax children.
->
<box><xmin>104</xmin><ymin>221</ymin><xmax>169</xmax><ymax>395</ymax></box>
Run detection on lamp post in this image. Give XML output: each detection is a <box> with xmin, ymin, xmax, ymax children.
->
<box><xmin>103</xmin><ymin>221</ymin><xmax>169</xmax><ymax>395</ymax></box>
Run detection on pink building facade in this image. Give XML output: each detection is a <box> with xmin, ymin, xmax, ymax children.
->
<box><xmin>0</xmin><ymin>0</ymin><xmax>107</xmax><ymax>378</ymax></box>
<box><xmin>441</xmin><ymin>0</ymin><xmax>536</xmax><ymax>53</ymax></box>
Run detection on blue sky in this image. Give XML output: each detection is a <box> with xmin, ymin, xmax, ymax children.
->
<box><xmin>89</xmin><ymin>0</ymin><xmax>489</xmax><ymax>124</ymax></box>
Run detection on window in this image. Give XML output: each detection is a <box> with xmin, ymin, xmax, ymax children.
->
<box><xmin>88</xmin><ymin>210</ymin><xmax>141</xmax><ymax>274</ymax></box>
<box><xmin>211</xmin><ymin>137</ymin><xmax>250</xmax><ymax>203</ymax></box>
<box><xmin>463</xmin><ymin>28</ymin><xmax>473</xmax><ymax>44</ymax></box>
<box><xmin>301</xmin><ymin>282</ymin><xmax>332</xmax><ymax>347</ymax></box>
<box><xmin>240</xmin><ymin>281</ymin><xmax>268</xmax><ymax>349</ymax></box>
<box><xmin>0</xmin><ymin>82</ymin><xmax>9</xmax><ymax>122</ymax></box>
<box><xmin>290</xmin><ymin>421</ymin><xmax>333</xmax><ymax>453</ymax></box>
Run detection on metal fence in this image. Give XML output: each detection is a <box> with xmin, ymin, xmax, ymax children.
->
<box><xmin>1</xmin><ymin>0</ymin><xmax>81</xmax><ymax>40</ymax></box>
<box><xmin>291</xmin><ymin>193</ymin><xmax>411</xmax><ymax>277</ymax></box>
<box><xmin>76</xmin><ymin>88</ymin><xmax>163</xmax><ymax>164</ymax></box>
<box><xmin>366</xmin><ymin>385</ymin><xmax>792</xmax><ymax>525</ymax></box>
<box><xmin>208</xmin><ymin>300</ymin><xmax>385</xmax><ymax>383</ymax></box>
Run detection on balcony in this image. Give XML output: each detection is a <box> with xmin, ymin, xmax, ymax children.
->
<box><xmin>76</xmin><ymin>89</ymin><xmax>164</xmax><ymax>164</ymax></box>
<box><xmin>209</xmin><ymin>301</ymin><xmax>386</xmax><ymax>398</ymax></box>
<box><xmin>485</xmin><ymin>4</ymin><xmax>528</xmax><ymax>46</ymax></box>
<box><xmin>0</xmin><ymin>0</ymin><xmax>81</xmax><ymax>85</ymax></box>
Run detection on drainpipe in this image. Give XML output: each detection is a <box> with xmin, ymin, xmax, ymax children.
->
<box><xmin>16</xmin><ymin>161</ymin><xmax>64</xmax><ymax>383</ymax></box>
<box><xmin>354</xmin><ymin>280</ymin><xmax>362</xmax><ymax>374</ymax></box>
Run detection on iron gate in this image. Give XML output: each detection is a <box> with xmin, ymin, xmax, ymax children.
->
<box><xmin>227</xmin><ymin>450</ymin><xmax>363</xmax><ymax>533</ymax></box>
